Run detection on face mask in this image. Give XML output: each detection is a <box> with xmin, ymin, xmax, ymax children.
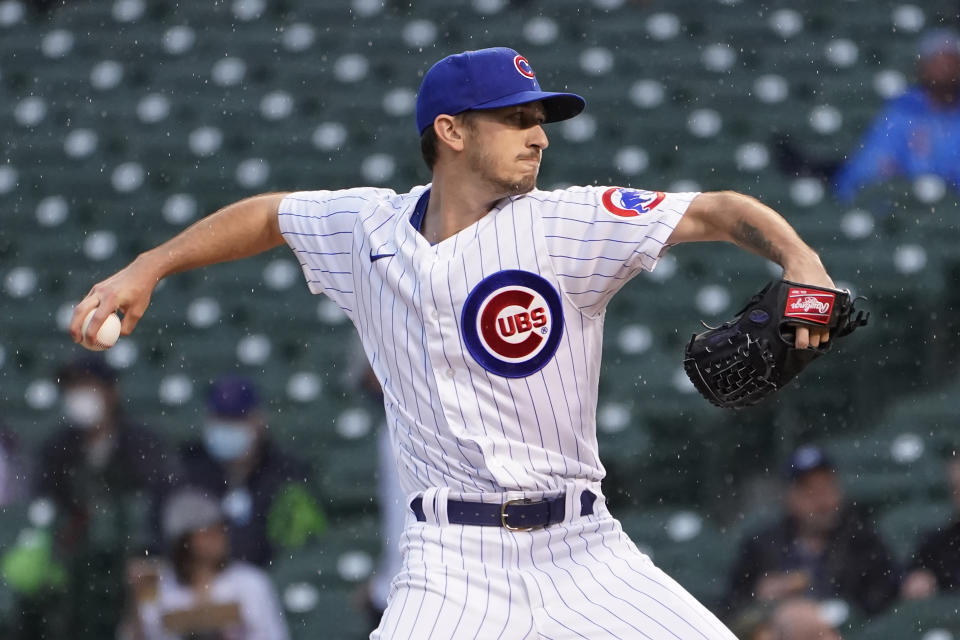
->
<box><xmin>63</xmin><ymin>389</ymin><xmax>107</xmax><ymax>429</ymax></box>
<box><xmin>203</xmin><ymin>421</ymin><xmax>255</xmax><ymax>461</ymax></box>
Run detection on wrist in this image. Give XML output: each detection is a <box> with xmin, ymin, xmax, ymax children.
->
<box><xmin>133</xmin><ymin>249</ymin><xmax>171</xmax><ymax>283</ymax></box>
<box><xmin>781</xmin><ymin>251</ymin><xmax>834</xmax><ymax>288</ymax></box>
<box><xmin>782</xmin><ymin>244</ymin><xmax>820</xmax><ymax>268</ymax></box>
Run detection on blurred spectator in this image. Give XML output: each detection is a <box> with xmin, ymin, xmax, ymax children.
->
<box><xmin>120</xmin><ymin>488</ymin><xmax>289</xmax><ymax>640</ymax></box>
<box><xmin>723</xmin><ymin>444</ymin><xmax>899</xmax><ymax>619</ymax></box>
<box><xmin>774</xmin><ymin>29</ymin><xmax>960</xmax><ymax>203</ymax></box>
<box><xmin>173</xmin><ymin>375</ymin><xmax>325</xmax><ymax>567</ymax></box>
<box><xmin>6</xmin><ymin>355</ymin><xmax>175</xmax><ymax>639</ymax></box>
<box><xmin>833</xmin><ymin>28</ymin><xmax>960</xmax><ymax>202</ymax></box>
<box><xmin>901</xmin><ymin>452</ymin><xmax>960</xmax><ymax>599</ymax></box>
<box><xmin>728</xmin><ymin>603</ymin><xmax>775</xmax><ymax>640</ymax></box>
<box><xmin>769</xmin><ymin>597</ymin><xmax>843</xmax><ymax>640</ymax></box>
<box><xmin>0</xmin><ymin>422</ymin><xmax>27</xmax><ymax>505</ymax></box>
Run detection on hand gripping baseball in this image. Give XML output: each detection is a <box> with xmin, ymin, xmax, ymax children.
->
<box><xmin>70</xmin><ymin>256</ymin><xmax>160</xmax><ymax>346</ymax></box>
<box><xmin>683</xmin><ymin>279</ymin><xmax>869</xmax><ymax>409</ymax></box>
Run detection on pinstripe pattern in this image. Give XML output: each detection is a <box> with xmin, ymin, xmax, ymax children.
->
<box><xmin>279</xmin><ymin>185</ymin><xmax>695</xmax><ymax>497</ymax></box>
<box><xmin>278</xmin><ymin>185</ymin><xmax>735</xmax><ymax>639</ymax></box>
<box><xmin>372</xmin><ymin>501</ymin><xmax>735</xmax><ymax>639</ymax></box>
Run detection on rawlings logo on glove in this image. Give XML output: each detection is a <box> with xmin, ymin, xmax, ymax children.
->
<box><xmin>785</xmin><ymin>288</ymin><xmax>834</xmax><ymax>323</ymax></box>
<box><xmin>683</xmin><ymin>279</ymin><xmax>869</xmax><ymax>409</ymax></box>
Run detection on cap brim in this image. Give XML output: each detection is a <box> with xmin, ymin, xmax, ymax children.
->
<box><xmin>470</xmin><ymin>90</ymin><xmax>586</xmax><ymax>123</ymax></box>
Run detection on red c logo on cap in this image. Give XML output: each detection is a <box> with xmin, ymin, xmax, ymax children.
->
<box><xmin>514</xmin><ymin>55</ymin><xmax>535</xmax><ymax>79</ymax></box>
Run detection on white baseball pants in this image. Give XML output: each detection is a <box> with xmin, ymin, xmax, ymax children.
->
<box><xmin>371</xmin><ymin>485</ymin><xmax>736</xmax><ymax>640</ymax></box>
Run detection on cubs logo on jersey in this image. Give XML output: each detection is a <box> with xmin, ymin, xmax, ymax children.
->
<box><xmin>461</xmin><ymin>270</ymin><xmax>564</xmax><ymax>378</ymax></box>
<box><xmin>601</xmin><ymin>187</ymin><xmax>666</xmax><ymax>218</ymax></box>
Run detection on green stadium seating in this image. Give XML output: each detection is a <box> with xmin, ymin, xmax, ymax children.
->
<box><xmin>618</xmin><ymin>507</ymin><xmax>736</xmax><ymax>605</ymax></box>
<box><xmin>878</xmin><ymin>500</ymin><xmax>955</xmax><ymax>564</ymax></box>
<box><xmin>848</xmin><ymin>596</ymin><xmax>960</xmax><ymax>640</ymax></box>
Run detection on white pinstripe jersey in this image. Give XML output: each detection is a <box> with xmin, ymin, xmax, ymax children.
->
<box><xmin>279</xmin><ymin>185</ymin><xmax>697</xmax><ymax>497</ymax></box>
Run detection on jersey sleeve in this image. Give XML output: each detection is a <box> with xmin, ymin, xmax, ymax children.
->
<box><xmin>539</xmin><ymin>185</ymin><xmax>699</xmax><ymax>316</ymax></box>
<box><xmin>278</xmin><ymin>188</ymin><xmax>388</xmax><ymax>313</ymax></box>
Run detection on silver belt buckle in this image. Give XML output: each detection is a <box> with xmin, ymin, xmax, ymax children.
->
<box><xmin>500</xmin><ymin>498</ymin><xmax>540</xmax><ymax>532</ymax></box>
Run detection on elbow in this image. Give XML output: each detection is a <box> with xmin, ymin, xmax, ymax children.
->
<box><xmin>694</xmin><ymin>190</ymin><xmax>754</xmax><ymax>217</ymax></box>
<box><xmin>713</xmin><ymin>189</ymin><xmax>755</xmax><ymax>209</ymax></box>
<box><xmin>687</xmin><ymin>191</ymin><xmax>753</xmax><ymax>242</ymax></box>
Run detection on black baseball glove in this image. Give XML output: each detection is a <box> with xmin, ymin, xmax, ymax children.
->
<box><xmin>683</xmin><ymin>279</ymin><xmax>869</xmax><ymax>409</ymax></box>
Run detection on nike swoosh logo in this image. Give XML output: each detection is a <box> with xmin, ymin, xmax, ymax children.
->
<box><xmin>369</xmin><ymin>251</ymin><xmax>396</xmax><ymax>263</ymax></box>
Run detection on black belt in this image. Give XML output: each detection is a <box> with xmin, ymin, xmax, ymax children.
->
<box><xmin>411</xmin><ymin>490</ymin><xmax>597</xmax><ymax>531</ymax></box>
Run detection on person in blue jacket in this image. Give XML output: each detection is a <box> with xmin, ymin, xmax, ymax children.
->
<box><xmin>834</xmin><ymin>28</ymin><xmax>960</xmax><ymax>202</ymax></box>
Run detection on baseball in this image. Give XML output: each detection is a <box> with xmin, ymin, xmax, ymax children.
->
<box><xmin>80</xmin><ymin>309</ymin><xmax>122</xmax><ymax>351</ymax></box>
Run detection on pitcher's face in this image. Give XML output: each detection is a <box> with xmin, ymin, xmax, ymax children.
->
<box><xmin>461</xmin><ymin>102</ymin><xmax>549</xmax><ymax>197</ymax></box>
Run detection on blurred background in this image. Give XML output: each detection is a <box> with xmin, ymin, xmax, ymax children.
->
<box><xmin>2</xmin><ymin>0</ymin><xmax>960</xmax><ymax>638</ymax></box>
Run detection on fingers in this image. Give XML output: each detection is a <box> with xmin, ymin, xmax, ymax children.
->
<box><xmin>120</xmin><ymin>305</ymin><xmax>144</xmax><ymax>335</ymax></box>
<box><xmin>69</xmin><ymin>260</ymin><xmax>156</xmax><ymax>343</ymax></box>
<box><xmin>808</xmin><ymin>327</ymin><xmax>831</xmax><ymax>349</ymax></box>
<box><xmin>794</xmin><ymin>326</ymin><xmax>810</xmax><ymax>350</ymax></box>
<box><xmin>792</xmin><ymin>326</ymin><xmax>831</xmax><ymax>350</ymax></box>
<box><xmin>69</xmin><ymin>291</ymin><xmax>106</xmax><ymax>344</ymax></box>
<box><xmin>71</xmin><ymin>288</ymin><xmax>119</xmax><ymax>345</ymax></box>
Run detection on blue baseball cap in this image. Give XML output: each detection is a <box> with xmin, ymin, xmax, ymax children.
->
<box><xmin>785</xmin><ymin>444</ymin><xmax>834</xmax><ymax>481</ymax></box>
<box><xmin>415</xmin><ymin>47</ymin><xmax>585</xmax><ymax>135</ymax></box>
<box><xmin>207</xmin><ymin>375</ymin><xmax>260</xmax><ymax>417</ymax></box>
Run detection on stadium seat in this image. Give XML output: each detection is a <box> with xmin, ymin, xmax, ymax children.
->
<box><xmin>848</xmin><ymin>595</ymin><xmax>960</xmax><ymax>640</ymax></box>
<box><xmin>878</xmin><ymin>500</ymin><xmax>955</xmax><ymax>564</ymax></box>
<box><xmin>271</xmin><ymin>514</ymin><xmax>381</xmax><ymax>639</ymax></box>
<box><xmin>618</xmin><ymin>507</ymin><xmax>736</xmax><ymax>605</ymax></box>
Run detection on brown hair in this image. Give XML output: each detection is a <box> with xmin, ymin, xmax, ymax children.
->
<box><xmin>420</xmin><ymin>126</ymin><xmax>439</xmax><ymax>169</ymax></box>
<box><xmin>170</xmin><ymin>527</ymin><xmax>228</xmax><ymax>586</ymax></box>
